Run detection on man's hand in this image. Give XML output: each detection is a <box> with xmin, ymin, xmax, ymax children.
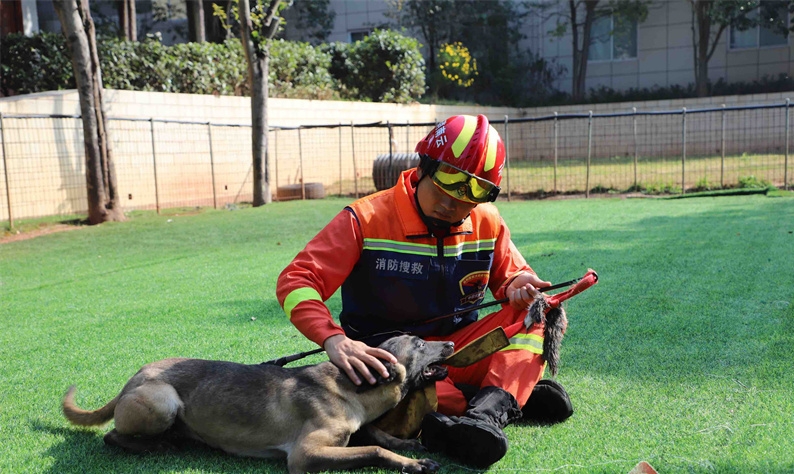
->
<box><xmin>323</xmin><ymin>334</ymin><xmax>398</xmax><ymax>386</ymax></box>
<box><xmin>506</xmin><ymin>271</ymin><xmax>551</xmax><ymax>310</ymax></box>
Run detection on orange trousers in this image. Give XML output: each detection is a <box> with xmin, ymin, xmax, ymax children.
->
<box><xmin>426</xmin><ymin>304</ymin><xmax>546</xmax><ymax>416</ymax></box>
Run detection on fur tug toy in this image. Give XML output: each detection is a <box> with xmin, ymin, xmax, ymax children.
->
<box><xmin>525</xmin><ymin>269</ymin><xmax>599</xmax><ymax>376</ymax></box>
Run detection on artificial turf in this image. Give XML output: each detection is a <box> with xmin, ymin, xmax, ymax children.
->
<box><xmin>1</xmin><ymin>193</ymin><xmax>792</xmax><ymax>473</ymax></box>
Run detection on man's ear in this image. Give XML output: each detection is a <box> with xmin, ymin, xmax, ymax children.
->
<box><xmin>356</xmin><ymin>362</ymin><xmax>397</xmax><ymax>393</ymax></box>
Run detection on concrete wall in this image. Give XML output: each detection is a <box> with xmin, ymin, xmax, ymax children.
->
<box><xmin>0</xmin><ymin>89</ymin><xmax>523</xmax><ymax>220</ymax></box>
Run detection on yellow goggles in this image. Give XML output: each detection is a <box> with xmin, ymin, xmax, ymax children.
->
<box><xmin>431</xmin><ymin>162</ymin><xmax>500</xmax><ymax>203</ymax></box>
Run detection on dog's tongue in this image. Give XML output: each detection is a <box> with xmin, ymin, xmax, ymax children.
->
<box><xmin>423</xmin><ymin>364</ymin><xmax>448</xmax><ymax>380</ymax></box>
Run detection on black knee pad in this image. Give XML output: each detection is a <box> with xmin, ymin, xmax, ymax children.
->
<box><xmin>521</xmin><ymin>379</ymin><xmax>573</xmax><ymax>424</ymax></box>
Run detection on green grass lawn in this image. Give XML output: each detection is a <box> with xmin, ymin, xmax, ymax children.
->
<box><xmin>333</xmin><ymin>153</ymin><xmax>789</xmax><ymax>198</ymax></box>
<box><xmin>1</xmin><ymin>193</ymin><xmax>793</xmax><ymax>473</ymax></box>
<box><xmin>503</xmin><ymin>153</ymin><xmax>788</xmax><ymax>196</ymax></box>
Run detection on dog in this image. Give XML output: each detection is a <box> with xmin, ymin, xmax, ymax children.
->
<box><xmin>62</xmin><ymin>335</ymin><xmax>454</xmax><ymax>474</ymax></box>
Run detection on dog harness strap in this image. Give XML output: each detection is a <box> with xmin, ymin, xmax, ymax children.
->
<box><xmin>283</xmin><ymin>287</ymin><xmax>323</xmax><ymax>319</ymax></box>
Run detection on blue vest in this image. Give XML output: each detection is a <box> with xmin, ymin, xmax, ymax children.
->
<box><xmin>339</xmin><ymin>186</ymin><xmax>502</xmax><ymax>345</ymax></box>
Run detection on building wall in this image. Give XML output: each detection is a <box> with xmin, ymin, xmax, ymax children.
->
<box><xmin>26</xmin><ymin>1</ymin><xmax>792</xmax><ymax>96</ymax></box>
<box><xmin>327</xmin><ymin>0</ymin><xmax>794</xmax><ymax>96</ymax></box>
<box><xmin>326</xmin><ymin>0</ymin><xmax>390</xmax><ymax>43</ymax></box>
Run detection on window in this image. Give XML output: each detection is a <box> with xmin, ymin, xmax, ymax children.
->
<box><xmin>729</xmin><ymin>3</ymin><xmax>788</xmax><ymax>49</ymax></box>
<box><xmin>349</xmin><ymin>29</ymin><xmax>371</xmax><ymax>43</ymax></box>
<box><xmin>588</xmin><ymin>13</ymin><xmax>637</xmax><ymax>61</ymax></box>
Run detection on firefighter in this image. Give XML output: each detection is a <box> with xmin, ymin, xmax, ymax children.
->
<box><xmin>277</xmin><ymin>114</ymin><xmax>572</xmax><ymax>468</ymax></box>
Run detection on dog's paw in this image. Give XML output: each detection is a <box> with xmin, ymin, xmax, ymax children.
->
<box><xmin>398</xmin><ymin>439</ymin><xmax>427</xmax><ymax>452</ymax></box>
<box><xmin>417</xmin><ymin>458</ymin><xmax>441</xmax><ymax>473</ymax></box>
<box><xmin>400</xmin><ymin>458</ymin><xmax>440</xmax><ymax>473</ymax></box>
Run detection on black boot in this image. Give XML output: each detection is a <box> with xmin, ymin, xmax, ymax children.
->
<box><xmin>421</xmin><ymin>386</ymin><xmax>522</xmax><ymax>469</ymax></box>
<box><xmin>521</xmin><ymin>379</ymin><xmax>573</xmax><ymax>424</ymax></box>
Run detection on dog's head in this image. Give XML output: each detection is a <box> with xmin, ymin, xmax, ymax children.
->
<box><xmin>378</xmin><ymin>335</ymin><xmax>454</xmax><ymax>392</ymax></box>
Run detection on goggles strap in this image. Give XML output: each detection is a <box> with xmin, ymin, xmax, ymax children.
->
<box><xmin>418</xmin><ymin>154</ymin><xmax>440</xmax><ymax>177</ymax></box>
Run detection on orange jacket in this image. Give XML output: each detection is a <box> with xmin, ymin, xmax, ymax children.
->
<box><xmin>276</xmin><ymin>169</ymin><xmax>532</xmax><ymax>348</ymax></box>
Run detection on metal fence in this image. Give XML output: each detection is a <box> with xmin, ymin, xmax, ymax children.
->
<box><xmin>1</xmin><ymin>100</ymin><xmax>791</xmax><ymax>225</ymax></box>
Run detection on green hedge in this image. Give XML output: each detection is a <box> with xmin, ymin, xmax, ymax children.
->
<box><xmin>324</xmin><ymin>29</ymin><xmax>426</xmax><ymax>103</ymax></box>
<box><xmin>0</xmin><ymin>31</ymin><xmax>425</xmax><ymax>103</ymax></box>
<box><xmin>0</xmin><ymin>32</ymin><xmax>75</xmax><ymax>95</ymax></box>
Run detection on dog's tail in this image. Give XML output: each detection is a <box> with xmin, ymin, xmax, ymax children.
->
<box><xmin>62</xmin><ymin>385</ymin><xmax>119</xmax><ymax>426</ymax></box>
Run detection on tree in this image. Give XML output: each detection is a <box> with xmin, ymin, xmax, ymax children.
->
<box><xmin>544</xmin><ymin>0</ymin><xmax>648</xmax><ymax>102</ymax></box>
<box><xmin>281</xmin><ymin>0</ymin><xmax>336</xmax><ymax>45</ymax></box>
<box><xmin>385</xmin><ymin>0</ymin><xmax>454</xmax><ymax>81</ymax></box>
<box><xmin>688</xmin><ymin>1</ymin><xmax>785</xmax><ymax>97</ymax></box>
<box><xmin>186</xmin><ymin>0</ymin><xmax>206</xmax><ymax>42</ymax></box>
<box><xmin>207</xmin><ymin>0</ymin><xmax>234</xmax><ymax>42</ymax></box>
<box><xmin>239</xmin><ymin>0</ymin><xmax>285</xmax><ymax>206</ymax></box>
<box><xmin>53</xmin><ymin>0</ymin><xmax>124</xmax><ymax>225</ymax></box>
<box><xmin>117</xmin><ymin>0</ymin><xmax>137</xmax><ymax>41</ymax></box>
<box><xmin>385</xmin><ymin>0</ymin><xmax>554</xmax><ymax>105</ymax></box>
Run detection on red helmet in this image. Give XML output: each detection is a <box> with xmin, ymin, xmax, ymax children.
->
<box><xmin>415</xmin><ymin>115</ymin><xmax>505</xmax><ymax>203</ymax></box>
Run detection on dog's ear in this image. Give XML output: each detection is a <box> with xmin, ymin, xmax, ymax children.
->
<box><xmin>356</xmin><ymin>362</ymin><xmax>397</xmax><ymax>393</ymax></box>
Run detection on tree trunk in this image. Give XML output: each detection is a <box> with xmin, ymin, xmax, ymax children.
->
<box><xmin>571</xmin><ymin>0</ymin><xmax>599</xmax><ymax>102</ymax></box>
<box><xmin>205</xmin><ymin>0</ymin><xmax>229</xmax><ymax>43</ymax></box>
<box><xmin>250</xmin><ymin>51</ymin><xmax>270</xmax><ymax>207</ymax></box>
<box><xmin>692</xmin><ymin>0</ymin><xmax>711</xmax><ymax>97</ymax></box>
<box><xmin>54</xmin><ymin>0</ymin><xmax>124</xmax><ymax>224</ymax></box>
<box><xmin>240</xmin><ymin>0</ymin><xmax>281</xmax><ymax>206</ymax></box>
<box><xmin>118</xmin><ymin>0</ymin><xmax>136</xmax><ymax>41</ymax></box>
<box><xmin>187</xmin><ymin>0</ymin><xmax>206</xmax><ymax>43</ymax></box>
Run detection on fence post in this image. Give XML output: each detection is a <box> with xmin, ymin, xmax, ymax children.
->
<box><xmin>274</xmin><ymin>128</ymin><xmax>280</xmax><ymax>202</ymax></box>
<box><xmin>0</xmin><ymin>112</ymin><xmax>13</xmax><ymax>229</ymax></box>
<box><xmin>338</xmin><ymin>123</ymin><xmax>343</xmax><ymax>196</ymax></box>
<box><xmin>780</xmin><ymin>99</ymin><xmax>791</xmax><ymax>190</ymax></box>
<box><xmin>553</xmin><ymin>112</ymin><xmax>558</xmax><ymax>194</ymax></box>
<box><xmin>504</xmin><ymin>115</ymin><xmax>511</xmax><ymax>201</ymax></box>
<box><xmin>681</xmin><ymin>107</ymin><xmax>686</xmax><ymax>195</ymax></box>
<box><xmin>388</xmin><ymin>121</ymin><xmax>394</xmax><ymax>181</ymax></box>
<box><xmin>720</xmin><ymin>104</ymin><xmax>725</xmax><ymax>188</ymax></box>
<box><xmin>207</xmin><ymin>122</ymin><xmax>218</xmax><ymax>209</ymax></box>
<box><xmin>586</xmin><ymin>111</ymin><xmax>592</xmax><ymax>198</ymax></box>
<box><xmin>298</xmin><ymin>127</ymin><xmax>305</xmax><ymax>200</ymax></box>
<box><xmin>632</xmin><ymin>107</ymin><xmax>638</xmax><ymax>190</ymax></box>
<box><xmin>351</xmin><ymin>122</ymin><xmax>359</xmax><ymax>199</ymax></box>
<box><xmin>149</xmin><ymin>118</ymin><xmax>161</xmax><ymax>214</ymax></box>
<box><xmin>406</xmin><ymin>120</ymin><xmax>410</xmax><ymax>153</ymax></box>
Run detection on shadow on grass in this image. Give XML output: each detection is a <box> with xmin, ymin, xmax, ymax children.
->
<box><xmin>33</xmin><ymin>420</ymin><xmax>288</xmax><ymax>474</ymax></box>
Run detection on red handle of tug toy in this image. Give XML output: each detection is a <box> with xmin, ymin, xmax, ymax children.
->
<box><xmin>545</xmin><ymin>269</ymin><xmax>598</xmax><ymax>309</ymax></box>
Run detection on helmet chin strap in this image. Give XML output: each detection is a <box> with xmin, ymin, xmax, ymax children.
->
<box><xmin>414</xmin><ymin>174</ymin><xmax>467</xmax><ymax>230</ymax></box>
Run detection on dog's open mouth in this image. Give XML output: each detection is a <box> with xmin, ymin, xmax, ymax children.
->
<box><xmin>423</xmin><ymin>363</ymin><xmax>448</xmax><ymax>381</ymax></box>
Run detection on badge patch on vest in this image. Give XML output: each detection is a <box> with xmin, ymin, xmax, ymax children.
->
<box><xmin>459</xmin><ymin>270</ymin><xmax>489</xmax><ymax>305</ymax></box>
